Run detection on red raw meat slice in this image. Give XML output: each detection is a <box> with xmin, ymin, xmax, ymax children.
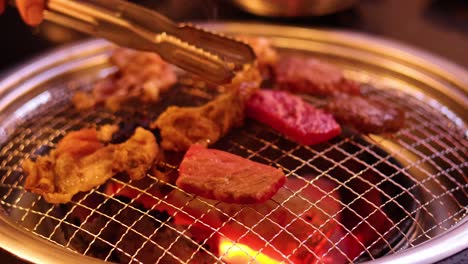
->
<box><xmin>275</xmin><ymin>56</ymin><xmax>361</xmax><ymax>96</ymax></box>
<box><xmin>246</xmin><ymin>90</ymin><xmax>341</xmax><ymax>145</ymax></box>
<box><xmin>177</xmin><ymin>144</ymin><xmax>286</xmax><ymax>204</ymax></box>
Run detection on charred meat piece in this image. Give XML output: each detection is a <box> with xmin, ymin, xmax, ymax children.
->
<box><xmin>177</xmin><ymin>144</ymin><xmax>286</xmax><ymax>204</ymax></box>
<box><xmin>73</xmin><ymin>48</ymin><xmax>177</xmax><ymax>110</ymax></box>
<box><xmin>246</xmin><ymin>90</ymin><xmax>341</xmax><ymax>145</ymax></box>
<box><xmin>106</xmin><ymin>177</ymin><xmax>342</xmax><ymax>263</ymax></box>
<box><xmin>23</xmin><ymin>127</ymin><xmax>159</xmax><ymax>203</ymax></box>
<box><xmin>325</xmin><ymin>94</ymin><xmax>405</xmax><ymax>134</ymax></box>
<box><xmin>275</xmin><ymin>56</ymin><xmax>360</xmax><ymax>96</ymax></box>
<box><xmin>151</xmin><ymin>66</ymin><xmax>261</xmax><ymax>152</ymax></box>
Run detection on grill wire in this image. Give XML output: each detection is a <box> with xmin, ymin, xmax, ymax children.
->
<box><xmin>0</xmin><ymin>71</ymin><xmax>467</xmax><ymax>264</ymax></box>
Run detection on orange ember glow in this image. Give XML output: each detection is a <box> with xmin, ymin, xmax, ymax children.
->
<box><xmin>219</xmin><ymin>238</ymin><xmax>282</xmax><ymax>264</ymax></box>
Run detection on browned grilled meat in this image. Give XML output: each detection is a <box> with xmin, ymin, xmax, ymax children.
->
<box><xmin>325</xmin><ymin>94</ymin><xmax>405</xmax><ymax>133</ymax></box>
<box><xmin>151</xmin><ymin>68</ymin><xmax>261</xmax><ymax>152</ymax></box>
<box><xmin>23</xmin><ymin>127</ymin><xmax>159</xmax><ymax>203</ymax></box>
<box><xmin>275</xmin><ymin>56</ymin><xmax>361</xmax><ymax>96</ymax></box>
<box><xmin>151</xmin><ymin>89</ymin><xmax>244</xmax><ymax>152</ymax></box>
<box><xmin>73</xmin><ymin>48</ymin><xmax>177</xmax><ymax>110</ymax></box>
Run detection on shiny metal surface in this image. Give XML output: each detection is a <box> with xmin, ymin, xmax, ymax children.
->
<box><xmin>0</xmin><ymin>23</ymin><xmax>466</xmax><ymax>264</ymax></box>
<box><xmin>372</xmin><ymin>218</ymin><xmax>468</xmax><ymax>264</ymax></box>
<box><xmin>232</xmin><ymin>0</ymin><xmax>357</xmax><ymax>17</ymax></box>
<box><xmin>44</xmin><ymin>0</ymin><xmax>255</xmax><ymax>84</ymax></box>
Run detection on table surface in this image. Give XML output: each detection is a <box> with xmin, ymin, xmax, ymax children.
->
<box><xmin>0</xmin><ymin>0</ymin><xmax>466</xmax><ymax>263</ymax></box>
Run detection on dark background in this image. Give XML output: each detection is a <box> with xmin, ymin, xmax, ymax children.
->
<box><xmin>1</xmin><ymin>0</ymin><xmax>468</xmax><ymax>71</ymax></box>
<box><xmin>0</xmin><ymin>0</ymin><xmax>467</xmax><ymax>263</ymax></box>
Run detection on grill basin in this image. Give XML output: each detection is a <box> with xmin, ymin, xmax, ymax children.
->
<box><xmin>0</xmin><ymin>23</ymin><xmax>466</xmax><ymax>264</ymax></box>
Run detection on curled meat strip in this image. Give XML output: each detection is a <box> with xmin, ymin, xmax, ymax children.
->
<box><xmin>23</xmin><ymin>126</ymin><xmax>159</xmax><ymax>203</ymax></box>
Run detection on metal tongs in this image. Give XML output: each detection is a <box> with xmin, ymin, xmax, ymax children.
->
<box><xmin>42</xmin><ymin>0</ymin><xmax>256</xmax><ymax>84</ymax></box>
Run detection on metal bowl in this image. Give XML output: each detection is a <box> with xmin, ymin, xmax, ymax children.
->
<box><xmin>232</xmin><ymin>0</ymin><xmax>358</xmax><ymax>17</ymax></box>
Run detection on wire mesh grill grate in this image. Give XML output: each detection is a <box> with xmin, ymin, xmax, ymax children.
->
<box><xmin>0</xmin><ymin>70</ymin><xmax>466</xmax><ymax>264</ymax></box>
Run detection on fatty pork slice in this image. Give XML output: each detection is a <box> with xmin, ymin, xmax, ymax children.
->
<box><xmin>275</xmin><ymin>56</ymin><xmax>361</xmax><ymax>96</ymax></box>
<box><xmin>246</xmin><ymin>90</ymin><xmax>341</xmax><ymax>145</ymax></box>
<box><xmin>177</xmin><ymin>144</ymin><xmax>286</xmax><ymax>204</ymax></box>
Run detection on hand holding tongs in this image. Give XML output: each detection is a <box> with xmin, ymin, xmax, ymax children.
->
<box><xmin>42</xmin><ymin>0</ymin><xmax>256</xmax><ymax>84</ymax></box>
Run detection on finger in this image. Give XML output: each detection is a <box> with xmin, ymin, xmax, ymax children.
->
<box><xmin>0</xmin><ymin>0</ymin><xmax>5</xmax><ymax>15</ymax></box>
<box><xmin>16</xmin><ymin>0</ymin><xmax>45</xmax><ymax>26</ymax></box>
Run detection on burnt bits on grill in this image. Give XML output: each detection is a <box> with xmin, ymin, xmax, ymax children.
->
<box><xmin>177</xmin><ymin>144</ymin><xmax>286</xmax><ymax>204</ymax></box>
<box><xmin>23</xmin><ymin>126</ymin><xmax>159</xmax><ymax>203</ymax></box>
<box><xmin>110</xmin><ymin>112</ymin><xmax>159</xmax><ymax>144</ymax></box>
<box><xmin>325</xmin><ymin>94</ymin><xmax>405</xmax><ymax>134</ymax></box>
<box><xmin>275</xmin><ymin>56</ymin><xmax>361</xmax><ymax>96</ymax></box>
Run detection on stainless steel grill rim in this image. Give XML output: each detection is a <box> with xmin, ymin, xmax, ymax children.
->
<box><xmin>0</xmin><ymin>23</ymin><xmax>466</xmax><ymax>264</ymax></box>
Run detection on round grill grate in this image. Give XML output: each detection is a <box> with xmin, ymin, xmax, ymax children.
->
<box><xmin>0</xmin><ymin>25</ymin><xmax>466</xmax><ymax>264</ymax></box>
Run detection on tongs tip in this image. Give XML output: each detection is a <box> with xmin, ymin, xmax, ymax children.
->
<box><xmin>177</xmin><ymin>23</ymin><xmax>257</xmax><ymax>67</ymax></box>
